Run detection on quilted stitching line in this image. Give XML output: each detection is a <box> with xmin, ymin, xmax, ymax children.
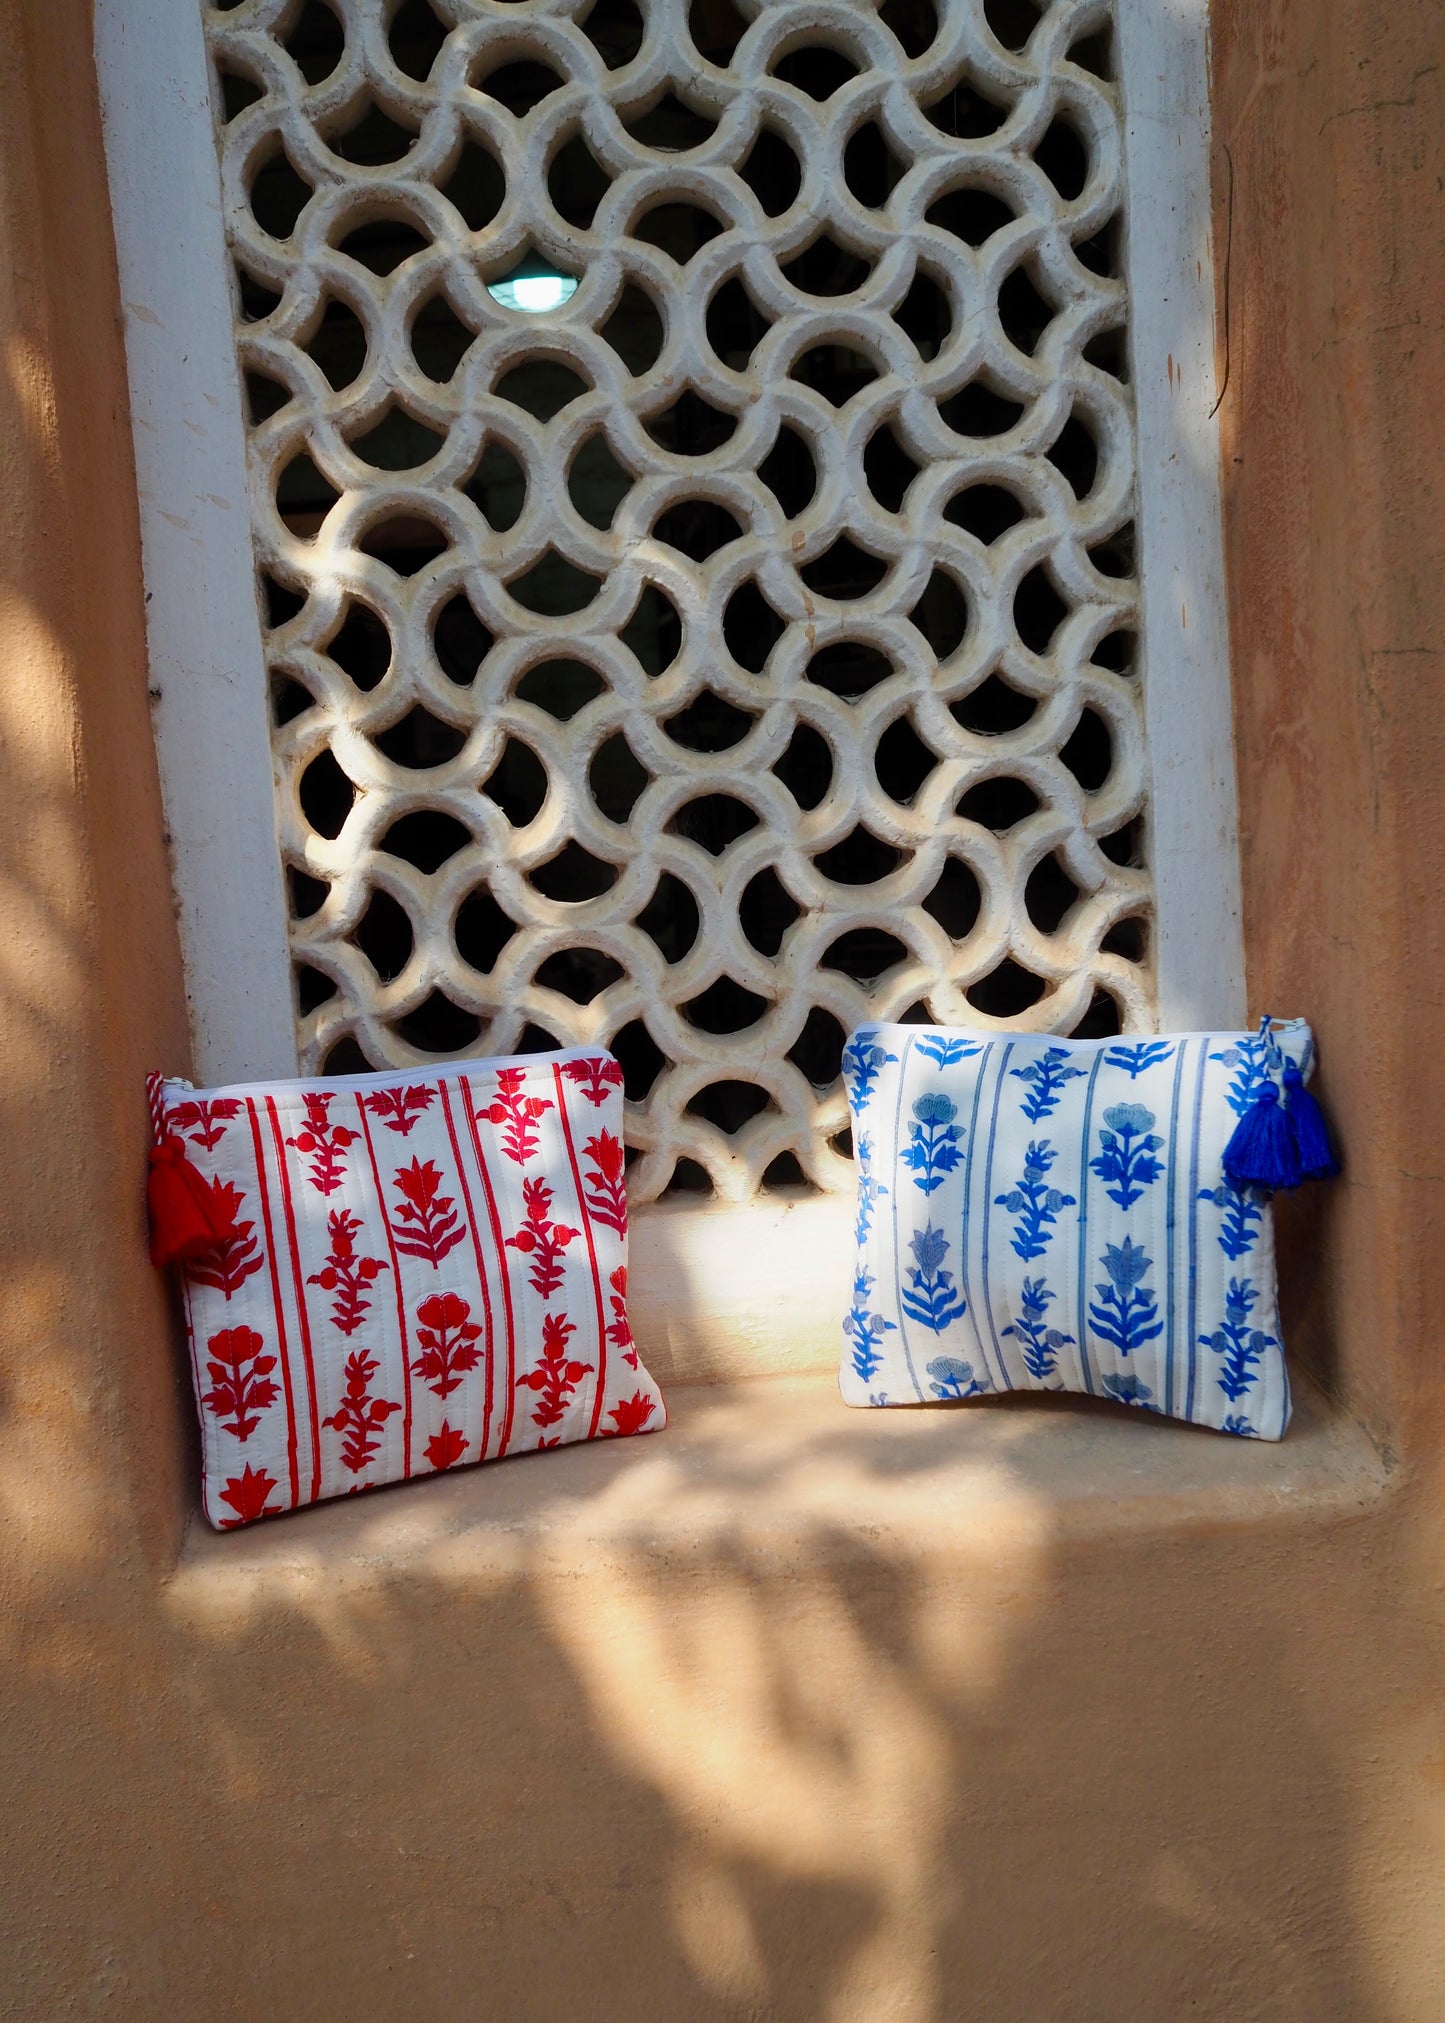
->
<box><xmin>437</xmin><ymin>1078</ymin><xmax>496</xmax><ymax>1466</ymax></box>
<box><xmin>552</xmin><ymin>1061</ymin><xmax>610</xmax><ymax>1443</ymax></box>
<box><xmin>243</xmin><ymin>1098</ymin><xmax>300</xmax><ymax>1511</ymax></box>
<box><xmin>460</xmin><ymin>1076</ymin><xmax>521</xmax><ymax>1459</ymax></box>
<box><xmin>266</xmin><ymin>1096</ymin><xmax>325</xmax><ymax>1503</ymax></box>
<box><xmin>354</xmin><ymin>1098</ymin><xmax>416</xmax><ymax>1483</ymax></box>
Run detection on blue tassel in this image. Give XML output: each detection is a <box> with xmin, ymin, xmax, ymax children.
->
<box><xmin>1222</xmin><ymin>1080</ymin><xmax>1303</xmax><ymax>1191</ymax></box>
<box><xmin>1283</xmin><ymin>1060</ymin><xmax>1340</xmax><ymax>1179</ymax></box>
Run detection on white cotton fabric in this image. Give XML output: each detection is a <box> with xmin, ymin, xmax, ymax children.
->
<box><xmin>840</xmin><ymin>1023</ymin><xmax>1315</xmax><ymax>1440</ymax></box>
<box><xmin>157</xmin><ymin>1048</ymin><xmax>664</xmax><ymax>1527</ymax></box>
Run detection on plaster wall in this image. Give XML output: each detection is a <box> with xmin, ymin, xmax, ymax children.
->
<box><xmin>0</xmin><ymin>2</ymin><xmax>1441</xmax><ymax>2018</ymax></box>
<box><xmin>1211</xmin><ymin>0</ymin><xmax>1445</xmax><ymax>1459</ymax></box>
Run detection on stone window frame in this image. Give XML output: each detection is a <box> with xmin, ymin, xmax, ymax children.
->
<box><xmin>95</xmin><ymin>0</ymin><xmax>1242</xmax><ymax>1369</ymax></box>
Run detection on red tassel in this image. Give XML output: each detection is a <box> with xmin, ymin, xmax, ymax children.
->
<box><xmin>147</xmin><ymin>1136</ymin><xmax>236</xmax><ymax>1267</ymax></box>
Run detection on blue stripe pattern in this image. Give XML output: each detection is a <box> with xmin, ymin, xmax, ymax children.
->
<box><xmin>1073</xmin><ymin>1049</ymin><xmax>1106</xmax><ymax>1397</ymax></box>
<box><xmin>977</xmin><ymin>1042</ymin><xmax>1016</xmax><ymax>1388</ymax></box>
<box><xmin>888</xmin><ymin>1033</ymin><xmax>924</xmax><ymax>1401</ymax></box>
<box><xmin>840</xmin><ymin>1020</ymin><xmax>1314</xmax><ymax>1441</ymax></box>
<box><xmin>1162</xmin><ymin>1041</ymin><xmax>1188</xmax><ymax>1419</ymax></box>
<box><xmin>1184</xmin><ymin>1039</ymin><xmax>1210</xmax><ymax>1424</ymax></box>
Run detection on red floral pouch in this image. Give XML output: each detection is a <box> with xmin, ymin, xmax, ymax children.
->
<box><xmin>147</xmin><ymin>1049</ymin><xmax>664</xmax><ymax>1527</ymax></box>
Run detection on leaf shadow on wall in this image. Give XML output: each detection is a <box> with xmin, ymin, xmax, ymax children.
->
<box><xmin>136</xmin><ymin>1373</ymin><xmax>1411</xmax><ymax>2022</ymax></box>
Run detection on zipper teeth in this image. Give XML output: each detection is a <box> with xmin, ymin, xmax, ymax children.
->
<box><xmin>865</xmin><ymin>1020</ymin><xmax>1308</xmax><ymax>1046</ymax></box>
<box><xmin>169</xmin><ymin>1024</ymin><xmax>1310</xmax><ymax>1103</ymax></box>
<box><xmin>164</xmin><ymin>1044</ymin><xmax>608</xmax><ymax>1104</ymax></box>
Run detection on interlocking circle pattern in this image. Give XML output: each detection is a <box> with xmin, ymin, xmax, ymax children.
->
<box><xmin>205</xmin><ymin>0</ymin><xmax>1153</xmax><ymax>1203</ymax></box>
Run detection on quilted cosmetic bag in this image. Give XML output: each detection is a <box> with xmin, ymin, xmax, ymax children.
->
<box><xmin>147</xmin><ymin>1049</ymin><xmax>665</xmax><ymax>1527</ymax></box>
<box><xmin>839</xmin><ymin>1019</ymin><xmax>1333</xmax><ymax>1440</ymax></box>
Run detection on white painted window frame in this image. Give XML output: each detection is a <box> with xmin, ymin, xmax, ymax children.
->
<box><xmin>94</xmin><ymin>0</ymin><xmax>1241</xmax><ymax>1379</ymax></box>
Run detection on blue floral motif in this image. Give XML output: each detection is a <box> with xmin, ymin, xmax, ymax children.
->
<box><xmin>1011</xmin><ymin>1046</ymin><xmax>1086</xmax><ymax>1123</ymax></box>
<box><xmin>915</xmin><ymin>1034</ymin><xmax>984</xmax><ymax>1071</ymax></box>
<box><xmin>1102</xmin><ymin>1371</ymin><xmax>1157</xmax><ymax>1410</ymax></box>
<box><xmin>1089</xmin><ymin>1236</ymin><xmax>1164</xmax><ymax>1357</ymax></box>
<box><xmin>1211</xmin><ymin>1033</ymin><xmax>1273</xmax><ymax>1119</ymax></box>
<box><xmin>1089</xmin><ymin>1103</ymin><xmax>1165</xmax><ymax>1210</ymax></box>
<box><xmin>868</xmin><ymin>1392</ymin><xmax>890</xmax><ymax>1407</ymax></box>
<box><xmin>901</xmin><ymin>1222</ymin><xmax>967</xmax><ymax>1331</ymax></box>
<box><xmin>926</xmin><ymin>1355</ymin><xmax>991</xmax><ymax>1400</ymax></box>
<box><xmin>901</xmin><ymin>1093</ymin><xmax>964</xmax><ymax>1195</ymax></box>
<box><xmin>842</xmin><ymin>1032</ymin><xmax>898</xmax><ymax>1116</ymax></box>
<box><xmin>1002</xmin><ymin>1276</ymin><xmax>1074</xmax><ymax>1379</ymax></box>
<box><xmin>1197</xmin><ymin>1179</ymin><xmax>1265</xmax><ymax>1260</ymax></box>
<box><xmin>1201</xmin><ymin>1277</ymin><xmax>1278</xmax><ymax>1401</ymax></box>
<box><xmin>995</xmin><ymin>1139</ymin><xmax>1076</xmax><ymax>1260</ymax></box>
<box><xmin>854</xmin><ymin>1133</ymin><xmax>888</xmax><ymax>1246</ymax></box>
<box><xmin>1105</xmin><ymin>1040</ymin><xmax>1175</xmax><ymax>1080</ymax></box>
<box><xmin>842</xmin><ymin>1268</ymin><xmax>895</xmax><ymax>1384</ymax></box>
<box><xmin>1221</xmin><ymin>1413</ymin><xmax>1258</xmax><ymax>1438</ymax></box>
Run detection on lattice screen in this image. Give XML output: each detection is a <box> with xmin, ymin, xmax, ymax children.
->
<box><xmin>204</xmin><ymin>0</ymin><xmax>1151</xmax><ymax>1203</ymax></box>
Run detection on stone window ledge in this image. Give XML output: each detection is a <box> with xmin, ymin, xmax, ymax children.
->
<box><xmin>169</xmin><ymin>1371</ymin><xmax>1390</xmax><ymax>1608</ymax></box>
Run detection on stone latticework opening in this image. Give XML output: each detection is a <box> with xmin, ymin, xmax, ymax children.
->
<box><xmin>204</xmin><ymin>0</ymin><xmax>1151</xmax><ymax>1202</ymax></box>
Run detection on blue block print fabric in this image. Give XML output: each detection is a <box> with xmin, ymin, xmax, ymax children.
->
<box><xmin>839</xmin><ymin>1021</ymin><xmax>1315</xmax><ymax>1439</ymax></box>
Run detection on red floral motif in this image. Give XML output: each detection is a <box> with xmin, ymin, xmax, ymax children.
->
<box><xmin>392</xmin><ymin>1158</ymin><xmax>465</xmax><ymax>1267</ymax></box>
<box><xmin>516</xmin><ymin>1310</ymin><xmax>593</xmax><ymax>1431</ymax></box>
<box><xmin>287</xmin><ymin>1091</ymin><xmax>358</xmax><ymax>1195</ymax></box>
<box><xmin>200</xmin><ymin>1325</ymin><xmax>279</xmax><ymax>1441</ymax></box>
<box><xmin>323</xmin><ymin>1349</ymin><xmax>401</xmax><ymax>1475</ymax></box>
<box><xmin>606</xmin><ymin>1264</ymin><xmax>639</xmax><ymax>1370</ymax></box>
<box><xmin>364</xmin><ymin>1084</ymin><xmax>435</xmax><ymax>1137</ymax></box>
<box><xmin>505</xmin><ymin>1176</ymin><xmax>579</xmax><ymax>1299</ymax></box>
<box><xmin>424</xmin><ymin>1422</ymin><xmax>468</xmax><ymax>1471</ymax></box>
<box><xmin>411</xmin><ymin>1291</ymin><xmax>484</xmax><ymax>1399</ymax></box>
<box><xmin>581</xmin><ymin>1131</ymin><xmax>628</xmax><ymax>1236</ymax></box>
<box><xmin>481</xmin><ymin>1068</ymin><xmax>552</xmax><ymax>1165</ymax></box>
<box><xmin>561</xmin><ymin>1055</ymin><xmax>625</xmax><ymax>1107</ymax></box>
<box><xmin>187</xmin><ymin>1179</ymin><xmax>264</xmax><ymax>1299</ymax></box>
<box><xmin>218</xmin><ymin>1463</ymin><xmax>280</xmax><ymax>1527</ymax></box>
<box><xmin>307</xmin><ymin>1208</ymin><xmax>389</xmax><ymax>1335</ymax></box>
<box><xmin>168</xmin><ymin>1096</ymin><xmax>241</xmax><ymax>1150</ymax></box>
<box><xmin>605</xmin><ymin>1391</ymin><xmax>659</xmax><ymax>1438</ymax></box>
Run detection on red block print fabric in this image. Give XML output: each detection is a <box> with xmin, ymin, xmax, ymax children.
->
<box><xmin>153</xmin><ymin>1049</ymin><xmax>665</xmax><ymax>1528</ymax></box>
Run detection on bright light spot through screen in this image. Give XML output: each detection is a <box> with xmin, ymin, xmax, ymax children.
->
<box><xmin>487</xmin><ymin>269</ymin><xmax>578</xmax><ymax>314</ymax></box>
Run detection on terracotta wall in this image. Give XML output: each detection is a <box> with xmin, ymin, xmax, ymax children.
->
<box><xmin>0</xmin><ymin>1</ymin><xmax>1442</xmax><ymax>2017</ymax></box>
<box><xmin>1211</xmin><ymin>0</ymin><xmax>1445</xmax><ymax>1458</ymax></box>
<box><xmin>0</xmin><ymin>0</ymin><xmax>193</xmax><ymax>1574</ymax></box>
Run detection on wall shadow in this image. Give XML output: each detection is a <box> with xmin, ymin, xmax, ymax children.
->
<box><xmin>5</xmin><ymin>1381</ymin><xmax>1433</xmax><ymax>2021</ymax></box>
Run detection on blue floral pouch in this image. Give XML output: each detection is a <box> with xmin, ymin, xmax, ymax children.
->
<box><xmin>840</xmin><ymin>1020</ymin><xmax>1318</xmax><ymax>1439</ymax></box>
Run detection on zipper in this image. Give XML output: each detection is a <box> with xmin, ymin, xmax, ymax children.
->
<box><xmin>162</xmin><ymin>1043</ymin><xmax>611</xmax><ymax>1105</ymax></box>
<box><xmin>863</xmin><ymin>1019</ymin><xmax>1309</xmax><ymax>1048</ymax></box>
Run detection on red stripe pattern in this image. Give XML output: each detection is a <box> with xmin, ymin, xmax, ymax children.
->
<box><xmin>159</xmin><ymin>1051</ymin><xmax>665</xmax><ymax>1528</ymax></box>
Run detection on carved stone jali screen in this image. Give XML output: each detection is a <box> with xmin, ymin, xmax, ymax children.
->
<box><xmin>204</xmin><ymin>0</ymin><xmax>1152</xmax><ymax>1202</ymax></box>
